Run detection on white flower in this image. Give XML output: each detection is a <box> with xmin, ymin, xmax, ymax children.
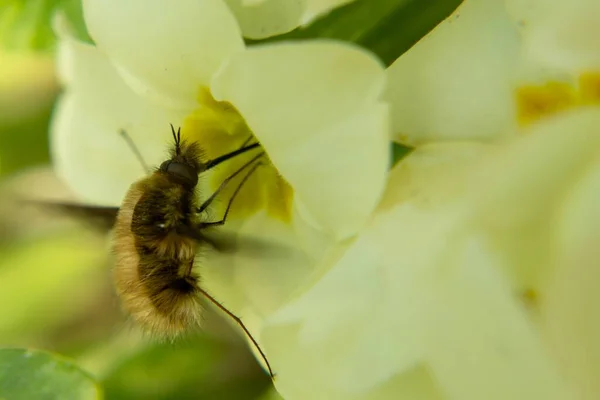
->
<box><xmin>263</xmin><ymin>106</ymin><xmax>600</xmax><ymax>399</ymax></box>
<box><xmin>257</xmin><ymin>1</ymin><xmax>600</xmax><ymax>396</ymax></box>
<box><xmin>51</xmin><ymin>0</ymin><xmax>389</xmax><ymax>371</ymax></box>
<box><xmin>506</xmin><ymin>0</ymin><xmax>600</xmax><ymax>73</ymax></box>
<box><xmin>384</xmin><ymin>0</ymin><xmax>523</xmax><ymax>145</ymax></box>
<box><xmin>55</xmin><ymin>0</ymin><xmax>389</xmax><ymax>240</ymax></box>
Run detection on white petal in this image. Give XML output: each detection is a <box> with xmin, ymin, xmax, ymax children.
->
<box><xmin>516</xmin><ymin>0</ymin><xmax>600</xmax><ymax>72</ymax></box>
<box><xmin>203</xmin><ymin>212</ymin><xmax>315</xmax><ymax>318</ymax></box>
<box><xmin>379</xmin><ymin>141</ymin><xmax>492</xmax><ymax>211</ymax></box>
<box><xmin>301</xmin><ymin>0</ymin><xmax>356</xmax><ymax>24</ymax></box>
<box><xmin>424</xmin><ymin>234</ymin><xmax>570</xmax><ymax>400</ymax></box>
<box><xmin>359</xmin><ymin>367</ymin><xmax>445</xmax><ymax>400</ymax></box>
<box><xmin>83</xmin><ymin>0</ymin><xmax>244</xmax><ymax>107</ymax></box>
<box><xmin>223</xmin><ymin>0</ymin><xmax>306</xmax><ymax>39</ymax></box>
<box><xmin>52</xmin><ymin>33</ymin><xmax>186</xmax><ymax>205</ymax></box>
<box><xmin>463</xmin><ymin>108</ymin><xmax>600</xmax><ymax>290</ymax></box>
<box><xmin>263</xmin><ymin>143</ymin><xmax>490</xmax><ymax>398</ymax></box>
<box><xmin>264</xmin><ymin>201</ymin><xmax>471</xmax><ymax>398</ymax></box>
<box><xmin>384</xmin><ymin>0</ymin><xmax>521</xmax><ymax>145</ymax></box>
<box><xmin>288</xmin><ymin>104</ymin><xmax>389</xmax><ymax>240</ymax></box>
<box><xmin>543</xmin><ymin>160</ymin><xmax>600</xmax><ymax>400</ymax></box>
<box><xmin>212</xmin><ymin>41</ymin><xmax>388</xmax><ymax>239</ymax></box>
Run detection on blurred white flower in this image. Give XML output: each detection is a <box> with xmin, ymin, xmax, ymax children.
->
<box><xmin>51</xmin><ymin>0</ymin><xmax>389</xmax><ymax>374</ymax></box>
<box><xmin>384</xmin><ymin>0</ymin><xmax>522</xmax><ymax>145</ymax></box>
<box><xmin>258</xmin><ymin>1</ymin><xmax>600</xmax><ymax>397</ymax></box>
<box><xmin>263</xmin><ymin>106</ymin><xmax>600</xmax><ymax>400</ymax></box>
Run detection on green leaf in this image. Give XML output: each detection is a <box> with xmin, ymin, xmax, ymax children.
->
<box><xmin>0</xmin><ymin>0</ymin><xmax>57</xmax><ymax>51</ymax></box>
<box><xmin>0</xmin><ymin>107</ymin><xmax>52</xmax><ymax>176</ymax></box>
<box><xmin>0</xmin><ymin>0</ymin><xmax>92</xmax><ymax>51</ymax></box>
<box><xmin>247</xmin><ymin>0</ymin><xmax>463</xmax><ymax>66</ymax></box>
<box><xmin>0</xmin><ymin>348</ymin><xmax>100</xmax><ymax>400</ymax></box>
<box><xmin>102</xmin><ymin>335</ymin><xmax>272</xmax><ymax>400</ymax></box>
<box><xmin>0</xmin><ymin>232</ymin><xmax>107</xmax><ymax>343</ymax></box>
<box><xmin>392</xmin><ymin>142</ymin><xmax>413</xmax><ymax>165</ymax></box>
<box><xmin>58</xmin><ymin>0</ymin><xmax>93</xmax><ymax>44</ymax></box>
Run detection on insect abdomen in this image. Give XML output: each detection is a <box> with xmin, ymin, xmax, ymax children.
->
<box><xmin>112</xmin><ymin>178</ymin><xmax>203</xmax><ymax>338</ymax></box>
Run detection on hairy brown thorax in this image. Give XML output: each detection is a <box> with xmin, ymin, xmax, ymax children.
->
<box><xmin>113</xmin><ymin>138</ymin><xmax>206</xmax><ymax>338</ymax></box>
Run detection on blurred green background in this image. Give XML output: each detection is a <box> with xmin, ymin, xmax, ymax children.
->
<box><xmin>0</xmin><ymin>0</ymin><xmax>460</xmax><ymax>398</ymax></box>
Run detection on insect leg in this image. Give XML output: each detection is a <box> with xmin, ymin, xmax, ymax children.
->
<box><xmin>119</xmin><ymin>129</ymin><xmax>150</xmax><ymax>173</ymax></box>
<box><xmin>197</xmin><ymin>161</ymin><xmax>262</xmax><ymax>228</ymax></box>
<box><xmin>197</xmin><ymin>151</ymin><xmax>263</xmax><ymax>215</ymax></box>
<box><xmin>239</xmin><ymin>135</ymin><xmax>254</xmax><ymax>148</ymax></box>
<box><xmin>196</xmin><ymin>286</ymin><xmax>276</xmax><ymax>379</ymax></box>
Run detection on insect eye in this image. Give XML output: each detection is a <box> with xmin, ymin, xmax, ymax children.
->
<box><xmin>165</xmin><ymin>162</ymin><xmax>198</xmax><ymax>188</ymax></box>
<box><xmin>159</xmin><ymin>160</ymin><xmax>171</xmax><ymax>171</ymax></box>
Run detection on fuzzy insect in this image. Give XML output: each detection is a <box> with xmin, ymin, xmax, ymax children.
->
<box><xmin>38</xmin><ymin>125</ymin><xmax>274</xmax><ymax>378</ymax></box>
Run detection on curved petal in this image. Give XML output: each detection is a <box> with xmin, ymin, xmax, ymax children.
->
<box><xmin>378</xmin><ymin>141</ymin><xmax>492</xmax><ymax>212</ymax></box>
<box><xmin>223</xmin><ymin>0</ymin><xmax>306</xmax><ymax>39</ymax></box>
<box><xmin>424</xmin><ymin>233</ymin><xmax>570</xmax><ymax>400</ymax></box>
<box><xmin>262</xmin><ymin>144</ymin><xmax>485</xmax><ymax>397</ymax></box>
<box><xmin>301</xmin><ymin>0</ymin><xmax>356</xmax><ymax>24</ymax></box>
<box><xmin>264</xmin><ymin>206</ymin><xmax>448</xmax><ymax>398</ymax></box>
<box><xmin>203</xmin><ymin>212</ymin><xmax>315</xmax><ymax>319</ymax></box>
<box><xmin>52</xmin><ymin>30</ymin><xmax>186</xmax><ymax>205</ymax></box>
<box><xmin>212</xmin><ymin>41</ymin><xmax>388</xmax><ymax>239</ymax></box>
<box><xmin>83</xmin><ymin>0</ymin><xmax>244</xmax><ymax>108</ymax></box>
<box><xmin>543</xmin><ymin>161</ymin><xmax>600</xmax><ymax>399</ymax></box>
<box><xmin>514</xmin><ymin>0</ymin><xmax>600</xmax><ymax>73</ymax></box>
<box><xmin>469</xmin><ymin>108</ymin><xmax>600</xmax><ymax>230</ymax></box>
<box><xmin>384</xmin><ymin>0</ymin><xmax>522</xmax><ymax>145</ymax></box>
<box><xmin>264</xmin><ymin>205</ymin><xmax>571</xmax><ymax>399</ymax></box>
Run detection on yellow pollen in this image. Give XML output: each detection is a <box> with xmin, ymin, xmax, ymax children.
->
<box><xmin>515</xmin><ymin>81</ymin><xmax>576</xmax><ymax>126</ymax></box>
<box><xmin>181</xmin><ymin>88</ymin><xmax>293</xmax><ymax>223</ymax></box>
<box><xmin>578</xmin><ymin>71</ymin><xmax>600</xmax><ymax>104</ymax></box>
<box><xmin>515</xmin><ymin>71</ymin><xmax>600</xmax><ymax>126</ymax></box>
<box><xmin>521</xmin><ymin>288</ymin><xmax>538</xmax><ymax>307</ymax></box>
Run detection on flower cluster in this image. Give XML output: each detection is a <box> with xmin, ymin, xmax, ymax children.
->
<box><xmin>52</xmin><ymin>0</ymin><xmax>600</xmax><ymax>399</ymax></box>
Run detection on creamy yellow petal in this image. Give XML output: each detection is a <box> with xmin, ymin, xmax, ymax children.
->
<box><xmin>52</xmin><ymin>20</ymin><xmax>186</xmax><ymax>205</ymax></box>
<box><xmin>83</xmin><ymin>0</ymin><xmax>244</xmax><ymax>108</ymax></box>
<box><xmin>511</xmin><ymin>0</ymin><xmax>600</xmax><ymax>73</ymax></box>
<box><xmin>212</xmin><ymin>41</ymin><xmax>388</xmax><ymax>239</ymax></box>
<box><xmin>202</xmin><ymin>212</ymin><xmax>314</xmax><ymax>318</ymax></box>
<box><xmin>378</xmin><ymin>141</ymin><xmax>492</xmax><ymax>212</ymax></box>
<box><xmin>466</xmin><ymin>107</ymin><xmax>600</xmax><ymax>291</ymax></box>
<box><xmin>424</xmin><ymin>233</ymin><xmax>570</xmax><ymax>400</ymax></box>
<box><xmin>301</xmin><ymin>0</ymin><xmax>356</xmax><ymax>24</ymax></box>
<box><xmin>543</xmin><ymin>160</ymin><xmax>600</xmax><ymax>400</ymax></box>
<box><xmin>223</xmin><ymin>0</ymin><xmax>306</xmax><ymax>39</ymax></box>
<box><xmin>264</xmin><ymin>199</ymin><xmax>472</xmax><ymax>397</ymax></box>
<box><xmin>385</xmin><ymin>0</ymin><xmax>521</xmax><ymax>144</ymax></box>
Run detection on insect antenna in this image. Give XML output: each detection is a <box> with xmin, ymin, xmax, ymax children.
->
<box><xmin>170</xmin><ymin>124</ymin><xmax>182</xmax><ymax>155</ymax></box>
<box><xmin>197</xmin><ymin>286</ymin><xmax>275</xmax><ymax>379</ymax></box>
<box><xmin>119</xmin><ymin>129</ymin><xmax>150</xmax><ymax>173</ymax></box>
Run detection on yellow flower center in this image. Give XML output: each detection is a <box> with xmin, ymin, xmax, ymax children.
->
<box><xmin>515</xmin><ymin>71</ymin><xmax>600</xmax><ymax>126</ymax></box>
<box><xmin>181</xmin><ymin>88</ymin><xmax>293</xmax><ymax>223</ymax></box>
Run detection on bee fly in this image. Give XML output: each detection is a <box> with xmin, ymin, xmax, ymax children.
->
<box><xmin>43</xmin><ymin>125</ymin><xmax>275</xmax><ymax>378</ymax></box>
